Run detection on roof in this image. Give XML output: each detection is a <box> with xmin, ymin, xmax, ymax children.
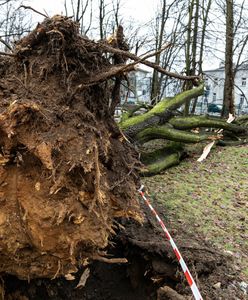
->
<box><xmin>204</xmin><ymin>66</ymin><xmax>225</xmax><ymax>73</ymax></box>
<box><xmin>204</xmin><ymin>61</ymin><xmax>248</xmax><ymax>73</ymax></box>
<box><xmin>134</xmin><ymin>64</ymin><xmax>152</xmax><ymax>74</ymax></box>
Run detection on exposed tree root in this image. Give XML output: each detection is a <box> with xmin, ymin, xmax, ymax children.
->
<box><xmin>157</xmin><ymin>286</ymin><xmax>188</xmax><ymax>300</ymax></box>
<box><xmin>0</xmin><ymin>15</ymin><xmax>144</xmax><ymax>280</ymax></box>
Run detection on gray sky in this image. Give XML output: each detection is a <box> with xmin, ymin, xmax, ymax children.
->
<box><xmin>22</xmin><ymin>0</ymin><xmax>157</xmax><ymax>23</ymax></box>
<box><xmin>21</xmin><ymin>0</ymin><xmax>230</xmax><ymax>70</ymax></box>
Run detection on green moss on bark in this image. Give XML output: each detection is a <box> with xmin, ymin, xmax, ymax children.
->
<box><xmin>169</xmin><ymin>115</ymin><xmax>246</xmax><ymax>133</ymax></box>
<box><xmin>120</xmin><ymin>84</ymin><xmax>204</xmax><ymax>131</ymax></box>
<box><xmin>136</xmin><ymin>125</ymin><xmax>212</xmax><ymax>144</ymax></box>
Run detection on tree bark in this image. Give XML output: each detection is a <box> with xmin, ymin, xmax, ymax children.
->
<box><xmin>169</xmin><ymin>115</ymin><xmax>246</xmax><ymax>133</ymax></box>
<box><xmin>222</xmin><ymin>0</ymin><xmax>234</xmax><ymax>117</ymax></box>
<box><xmin>140</xmin><ymin>143</ymin><xmax>183</xmax><ymax>176</ymax></box>
<box><xmin>136</xmin><ymin>125</ymin><xmax>215</xmax><ymax>144</ymax></box>
<box><xmin>184</xmin><ymin>0</ymin><xmax>195</xmax><ymax>116</ymax></box>
<box><xmin>140</xmin><ymin>152</ymin><xmax>182</xmax><ymax>176</ymax></box>
<box><xmin>151</xmin><ymin>0</ymin><xmax>167</xmax><ymax>103</ymax></box>
<box><xmin>120</xmin><ymin>84</ymin><xmax>204</xmax><ymax>138</ymax></box>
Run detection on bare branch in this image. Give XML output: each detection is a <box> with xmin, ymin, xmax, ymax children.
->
<box><xmin>19</xmin><ymin>5</ymin><xmax>48</xmax><ymax>19</ymax></box>
<box><xmin>0</xmin><ymin>51</ymin><xmax>15</xmax><ymax>56</ymax></box>
<box><xmin>0</xmin><ymin>0</ymin><xmax>11</xmax><ymax>6</ymax></box>
<box><xmin>98</xmin><ymin>42</ymin><xmax>200</xmax><ymax>81</ymax></box>
<box><xmin>0</xmin><ymin>37</ymin><xmax>12</xmax><ymax>51</ymax></box>
<box><xmin>71</xmin><ymin>43</ymin><xmax>174</xmax><ymax>102</ymax></box>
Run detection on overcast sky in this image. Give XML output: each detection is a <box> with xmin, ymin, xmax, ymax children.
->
<box><xmin>20</xmin><ymin>0</ymin><xmax>228</xmax><ymax>70</ymax></box>
<box><xmin>22</xmin><ymin>0</ymin><xmax>157</xmax><ymax>24</ymax></box>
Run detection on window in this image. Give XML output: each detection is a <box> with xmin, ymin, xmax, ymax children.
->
<box><xmin>213</xmin><ymin>93</ymin><xmax>217</xmax><ymax>102</ymax></box>
<box><xmin>204</xmin><ymin>86</ymin><xmax>210</xmax><ymax>97</ymax></box>
<box><xmin>239</xmin><ymin>95</ymin><xmax>244</xmax><ymax>109</ymax></box>
<box><xmin>214</xmin><ymin>77</ymin><xmax>218</xmax><ymax>85</ymax></box>
<box><xmin>242</xmin><ymin>78</ymin><xmax>246</xmax><ymax>86</ymax></box>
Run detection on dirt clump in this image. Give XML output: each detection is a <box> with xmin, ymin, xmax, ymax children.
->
<box><xmin>0</xmin><ymin>15</ymin><xmax>141</xmax><ymax>280</ymax></box>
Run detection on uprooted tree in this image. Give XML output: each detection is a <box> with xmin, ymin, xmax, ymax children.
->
<box><xmin>0</xmin><ymin>16</ymin><xmax>144</xmax><ymax>280</ymax></box>
<box><xmin>0</xmin><ymin>15</ymin><xmax>247</xmax><ymax>282</ymax></box>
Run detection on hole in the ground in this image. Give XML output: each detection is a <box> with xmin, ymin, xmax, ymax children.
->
<box><xmin>3</xmin><ymin>233</ymin><xmax>182</xmax><ymax>300</ymax></box>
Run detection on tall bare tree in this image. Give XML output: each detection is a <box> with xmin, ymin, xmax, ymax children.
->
<box><xmin>0</xmin><ymin>0</ymin><xmax>31</xmax><ymax>51</ymax></box>
<box><xmin>64</xmin><ymin>0</ymin><xmax>92</xmax><ymax>35</ymax></box>
<box><xmin>222</xmin><ymin>0</ymin><xmax>234</xmax><ymax>117</ymax></box>
<box><xmin>190</xmin><ymin>0</ymin><xmax>213</xmax><ymax>113</ymax></box>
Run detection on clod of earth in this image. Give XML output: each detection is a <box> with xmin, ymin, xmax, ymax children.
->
<box><xmin>0</xmin><ymin>16</ymin><xmax>142</xmax><ymax>279</ymax></box>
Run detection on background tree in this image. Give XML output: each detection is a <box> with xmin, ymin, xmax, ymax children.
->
<box><xmin>64</xmin><ymin>0</ymin><xmax>92</xmax><ymax>35</ymax></box>
<box><xmin>222</xmin><ymin>0</ymin><xmax>234</xmax><ymax>117</ymax></box>
<box><xmin>0</xmin><ymin>0</ymin><xmax>31</xmax><ymax>51</ymax></box>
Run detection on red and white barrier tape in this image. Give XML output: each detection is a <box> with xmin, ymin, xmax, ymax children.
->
<box><xmin>138</xmin><ymin>185</ymin><xmax>203</xmax><ymax>300</ymax></box>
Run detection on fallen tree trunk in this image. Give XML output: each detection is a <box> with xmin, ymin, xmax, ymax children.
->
<box><xmin>136</xmin><ymin>125</ymin><xmax>218</xmax><ymax>144</ymax></box>
<box><xmin>140</xmin><ymin>143</ymin><xmax>183</xmax><ymax>176</ymax></box>
<box><xmin>120</xmin><ymin>83</ymin><xmax>204</xmax><ymax>138</ymax></box>
<box><xmin>169</xmin><ymin>115</ymin><xmax>247</xmax><ymax>133</ymax></box>
<box><xmin>119</xmin><ymin>88</ymin><xmax>247</xmax><ymax>175</ymax></box>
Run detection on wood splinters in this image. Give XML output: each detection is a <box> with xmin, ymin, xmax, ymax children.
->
<box><xmin>75</xmin><ymin>268</ymin><xmax>90</xmax><ymax>289</ymax></box>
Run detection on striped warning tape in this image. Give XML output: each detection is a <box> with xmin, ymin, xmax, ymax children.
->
<box><xmin>138</xmin><ymin>185</ymin><xmax>203</xmax><ymax>300</ymax></box>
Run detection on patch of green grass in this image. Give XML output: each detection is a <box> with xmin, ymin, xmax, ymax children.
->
<box><xmin>143</xmin><ymin>145</ymin><xmax>248</xmax><ymax>279</ymax></box>
<box><xmin>243</xmin><ymin>268</ymin><xmax>248</xmax><ymax>278</ymax></box>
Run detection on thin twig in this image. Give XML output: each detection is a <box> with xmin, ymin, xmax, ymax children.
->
<box><xmin>19</xmin><ymin>5</ymin><xmax>49</xmax><ymax>18</ymax></box>
<box><xmin>0</xmin><ymin>51</ymin><xmax>15</xmax><ymax>57</ymax></box>
<box><xmin>0</xmin><ymin>38</ymin><xmax>12</xmax><ymax>51</ymax></box>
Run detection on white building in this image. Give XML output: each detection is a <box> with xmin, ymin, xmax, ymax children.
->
<box><xmin>121</xmin><ymin>66</ymin><xmax>152</xmax><ymax>104</ymax></box>
<box><xmin>119</xmin><ymin>63</ymin><xmax>248</xmax><ymax>115</ymax></box>
<box><xmin>200</xmin><ymin>64</ymin><xmax>248</xmax><ymax>115</ymax></box>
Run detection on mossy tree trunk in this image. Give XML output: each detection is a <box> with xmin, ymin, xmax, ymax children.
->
<box><xmin>120</xmin><ymin>83</ymin><xmax>205</xmax><ymax>138</ymax></box>
<box><xmin>119</xmin><ymin>85</ymin><xmax>247</xmax><ymax>175</ymax></box>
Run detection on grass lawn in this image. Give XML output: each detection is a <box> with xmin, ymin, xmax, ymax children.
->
<box><xmin>142</xmin><ymin>145</ymin><xmax>248</xmax><ymax>280</ymax></box>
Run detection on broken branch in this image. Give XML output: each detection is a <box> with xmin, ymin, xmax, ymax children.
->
<box><xmin>74</xmin><ymin>44</ymin><xmax>172</xmax><ymax>92</ymax></box>
<box><xmin>98</xmin><ymin>41</ymin><xmax>200</xmax><ymax>81</ymax></box>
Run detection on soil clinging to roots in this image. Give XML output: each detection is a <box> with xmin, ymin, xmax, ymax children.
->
<box><xmin>0</xmin><ymin>15</ymin><xmax>141</xmax><ymax>280</ymax></box>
